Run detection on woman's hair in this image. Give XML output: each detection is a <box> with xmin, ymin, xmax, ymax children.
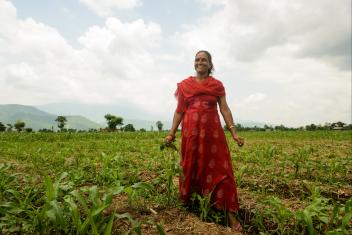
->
<box><xmin>196</xmin><ymin>50</ymin><xmax>214</xmax><ymax>75</ymax></box>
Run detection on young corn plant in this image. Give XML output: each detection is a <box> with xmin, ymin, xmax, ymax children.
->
<box><xmin>66</xmin><ymin>185</ymin><xmax>126</xmax><ymax>235</ymax></box>
<box><xmin>124</xmin><ymin>181</ymin><xmax>154</xmax><ymax>207</ymax></box>
<box><xmin>190</xmin><ymin>192</ymin><xmax>214</xmax><ymax>222</ymax></box>
<box><xmin>33</xmin><ymin>172</ymin><xmax>71</xmax><ymax>233</ymax></box>
<box><xmin>326</xmin><ymin>198</ymin><xmax>352</xmax><ymax>234</ymax></box>
<box><xmin>0</xmin><ymin>170</ymin><xmax>42</xmax><ymax>233</ymax></box>
<box><xmin>160</xmin><ymin>142</ymin><xmax>182</xmax><ymax>205</ymax></box>
<box><xmin>235</xmin><ymin>165</ymin><xmax>248</xmax><ymax>187</ymax></box>
<box><xmin>292</xmin><ymin>147</ymin><xmax>311</xmax><ymax>178</ymax></box>
<box><xmin>263</xmin><ymin>196</ymin><xmax>293</xmax><ymax>234</ymax></box>
<box><xmin>295</xmin><ymin>187</ymin><xmax>330</xmax><ymax>234</ymax></box>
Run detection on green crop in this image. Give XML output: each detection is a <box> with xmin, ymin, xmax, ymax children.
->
<box><xmin>0</xmin><ymin>130</ymin><xmax>351</xmax><ymax>234</ymax></box>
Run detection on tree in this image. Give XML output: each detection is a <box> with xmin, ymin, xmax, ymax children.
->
<box><xmin>123</xmin><ymin>124</ymin><xmax>135</xmax><ymax>132</ymax></box>
<box><xmin>104</xmin><ymin>114</ymin><xmax>123</xmax><ymax>131</ymax></box>
<box><xmin>331</xmin><ymin>121</ymin><xmax>346</xmax><ymax>128</ymax></box>
<box><xmin>55</xmin><ymin>116</ymin><xmax>67</xmax><ymax>132</ymax></box>
<box><xmin>24</xmin><ymin>128</ymin><xmax>33</xmax><ymax>133</ymax></box>
<box><xmin>235</xmin><ymin>123</ymin><xmax>244</xmax><ymax>131</ymax></box>
<box><xmin>264</xmin><ymin>124</ymin><xmax>273</xmax><ymax>131</ymax></box>
<box><xmin>156</xmin><ymin>121</ymin><xmax>163</xmax><ymax>131</ymax></box>
<box><xmin>0</xmin><ymin>122</ymin><xmax>5</xmax><ymax>132</ymax></box>
<box><xmin>305</xmin><ymin>124</ymin><xmax>317</xmax><ymax>131</ymax></box>
<box><xmin>6</xmin><ymin>124</ymin><xmax>13</xmax><ymax>131</ymax></box>
<box><xmin>14</xmin><ymin>121</ymin><xmax>25</xmax><ymax>132</ymax></box>
<box><xmin>274</xmin><ymin>124</ymin><xmax>288</xmax><ymax>131</ymax></box>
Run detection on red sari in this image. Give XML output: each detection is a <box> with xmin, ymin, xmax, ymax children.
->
<box><xmin>175</xmin><ymin>76</ymin><xmax>239</xmax><ymax>212</ymax></box>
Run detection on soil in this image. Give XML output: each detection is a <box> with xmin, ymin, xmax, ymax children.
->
<box><xmin>109</xmin><ymin>194</ymin><xmax>243</xmax><ymax>235</ymax></box>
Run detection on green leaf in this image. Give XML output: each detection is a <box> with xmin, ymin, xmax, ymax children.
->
<box><xmin>341</xmin><ymin>212</ymin><xmax>352</xmax><ymax>228</ymax></box>
<box><xmin>156</xmin><ymin>223</ymin><xmax>166</xmax><ymax>235</ymax></box>
<box><xmin>45</xmin><ymin>176</ymin><xmax>55</xmax><ymax>201</ymax></box>
<box><xmin>91</xmin><ymin>204</ymin><xmax>110</xmax><ymax>217</ymax></box>
<box><xmin>64</xmin><ymin>196</ymin><xmax>82</xmax><ymax>231</ymax></box>
<box><xmin>303</xmin><ymin>210</ymin><xmax>316</xmax><ymax>235</ymax></box>
<box><xmin>103</xmin><ymin>214</ymin><xmax>115</xmax><ymax>235</ymax></box>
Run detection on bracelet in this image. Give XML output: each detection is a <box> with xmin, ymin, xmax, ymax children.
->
<box><xmin>228</xmin><ymin>125</ymin><xmax>235</xmax><ymax>130</ymax></box>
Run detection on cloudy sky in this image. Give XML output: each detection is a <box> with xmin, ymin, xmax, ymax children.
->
<box><xmin>0</xmin><ymin>0</ymin><xmax>351</xmax><ymax>127</ymax></box>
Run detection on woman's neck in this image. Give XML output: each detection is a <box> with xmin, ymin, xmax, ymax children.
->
<box><xmin>196</xmin><ymin>73</ymin><xmax>208</xmax><ymax>80</ymax></box>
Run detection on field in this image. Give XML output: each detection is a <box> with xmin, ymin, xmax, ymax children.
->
<box><xmin>0</xmin><ymin>130</ymin><xmax>351</xmax><ymax>234</ymax></box>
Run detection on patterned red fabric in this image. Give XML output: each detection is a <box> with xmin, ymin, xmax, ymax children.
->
<box><xmin>176</xmin><ymin>76</ymin><xmax>239</xmax><ymax>212</ymax></box>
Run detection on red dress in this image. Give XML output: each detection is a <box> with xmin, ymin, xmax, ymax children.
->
<box><xmin>175</xmin><ymin>76</ymin><xmax>239</xmax><ymax>212</ymax></box>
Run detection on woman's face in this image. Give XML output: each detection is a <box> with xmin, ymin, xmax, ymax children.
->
<box><xmin>194</xmin><ymin>52</ymin><xmax>211</xmax><ymax>75</ymax></box>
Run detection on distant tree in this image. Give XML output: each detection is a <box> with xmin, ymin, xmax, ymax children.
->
<box><xmin>6</xmin><ymin>124</ymin><xmax>13</xmax><ymax>132</ymax></box>
<box><xmin>123</xmin><ymin>124</ymin><xmax>136</xmax><ymax>132</ymax></box>
<box><xmin>38</xmin><ymin>128</ymin><xmax>53</xmax><ymax>133</ymax></box>
<box><xmin>305</xmin><ymin>124</ymin><xmax>317</xmax><ymax>131</ymax></box>
<box><xmin>104</xmin><ymin>114</ymin><xmax>123</xmax><ymax>131</ymax></box>
<box><xmin>0</xmin><ymin>122</ymin><xmax>5</xmax><ymax>132</ymax></box>
<box><xmin>235</xmin><ymin>123</ymin><xmax>244</xmax><ymax>131</ymax></box>
<box><xmin>331</xmin><ymin>121</ymin><xmax>346</xmax><ymax>128</ymax></box>
<box><xmin>55</xmin><ymin>116</ymin><xmax>67</xmax><ymax>132</ymax></box>
<box><xmin>264</xmin><ymin>124</ymin><xmax>274</xmax><ymax>131</ymax></box>
<box><xmin>139</xmin><ymin>128</ymin><xmax>146</xmax><ymax>132</ymax></box>
<box><xmin>24</xmin><ymin>128</ymin><xmax>33</xmax><ymax>133</ymax></box>
<box><xmin>14</xmin><ymin>121</ymin><xmax>25</xmax><ymax>132</ymax></box>
<box><xmin>274</xmin><ymin>124</ymin><xmax>288</xmax><ymax>131</ymax></box>
<box><xmin>252</xmin><ymin>125</ymin><xmax>264</xmax><ymax>131</ymax></box>
<box><xmin>156</xmin><ymin>121</ymin><xmax>163</xmax><ymax>131</ymax></box>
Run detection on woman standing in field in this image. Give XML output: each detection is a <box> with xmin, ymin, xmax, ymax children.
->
<box><xmin>164</xmin><ymin>50</ymin><xmax>244</xmax><ymax>232</ymax></box>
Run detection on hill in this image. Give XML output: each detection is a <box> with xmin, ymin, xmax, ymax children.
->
<box><xmin>0</xmin><ymin>104</ymin><xmax>102</xmax><ymax>130</ymax></box>
<box><xmin>37</xmin><ymin>102</ymin><xmax>269</xmax><ymax>130</ymax></box>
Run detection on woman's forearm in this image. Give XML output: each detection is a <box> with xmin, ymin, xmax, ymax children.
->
<box><xmin>220</xmin><ymin>108</ymin><xmax>239</xmax><ymax>138</ymax></box>
<box><xmin>168</xmin><ymin>111</ymin><xmax>184</xmax><ymax>136</ymax></box>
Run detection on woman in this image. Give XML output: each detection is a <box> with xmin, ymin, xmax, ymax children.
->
<box><xmin>164</xmin><ymin>50</ymin><xmax>244</xmax><ymax>232</ymax></box>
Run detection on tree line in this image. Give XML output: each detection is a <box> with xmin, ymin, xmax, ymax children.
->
<box><xmin>0</xmin><ymin>114</ymin><xmax>166</xmax><ymax>133</ymax></box>
<box><xmin>1</xmin><ymin>116</ymin><xmax>350</xmax><ymax>133</ymax></box>
<box><xmin>225</xmin><ymin>121</ymin><xmax>352</xmax><ymax>132</ymax></box>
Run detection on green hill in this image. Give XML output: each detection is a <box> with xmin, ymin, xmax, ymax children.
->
<box><xmin>0</xmin><ymin>104</ymin><xmax>102</xmax><ymax>130</ymax></box>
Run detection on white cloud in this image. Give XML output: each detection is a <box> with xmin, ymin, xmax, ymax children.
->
<box><xmin>0</xmin><ymin>0</ymin><xmax>350</xmax><ymax>126</ymax></box>
<box><xmin>79</xmin><ymin>0</ymin><xmax>142</xmax><ymax>17</ymax></box>
<box><xmin>177</xmin><ymin>0</ymin><xmax>350</xmax><ymax>70</ymax></box>
<box><xmin>244</xmin><ymin>93</ymin><xmax>266</xmax><ymax>103</ymax></box>
<box><xmin>171</xmin><ymin>0</ymin><xmax>351</xmax><ymax>125</ymax></box>
<box><xmin>0</xmin><ymin>0</ymin><xmax>170</xmax><ymax>119</ymax></box>
<box><xmin>194</xmin><ymin>0</ymin><xmax>228</xmax><ymax>9</ymax></box>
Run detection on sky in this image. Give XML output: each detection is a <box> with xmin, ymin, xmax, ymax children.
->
<box><xmin>0</xmin><ymin>0</ymin><xmax>351</xmax><ymax>127</ymax></box>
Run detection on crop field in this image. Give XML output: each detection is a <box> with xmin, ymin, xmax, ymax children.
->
<box><xmin>0</xmin><ymin>130</ymin><xmax>351</xmax><ymax>234</ymax></box>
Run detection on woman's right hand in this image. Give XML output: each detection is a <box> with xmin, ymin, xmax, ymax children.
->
<box><xmin>164</xmin><ymin>134</ymin><xmax>175</xmax><ymax>143</ymax></box>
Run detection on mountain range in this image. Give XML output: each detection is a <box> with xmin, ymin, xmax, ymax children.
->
<box><xmin>0</xmin><ymin>104</ymin><xmax>101</xmax><ymax>130</ymax></box>
<box><xmin>0</xmin><ymin>103</ymin><xmax>268</xmax><ymax>131</ymax></box>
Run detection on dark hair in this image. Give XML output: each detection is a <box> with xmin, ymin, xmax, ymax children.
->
<box><xmin>196</xmin><ymin>50</ymin><xmax>214</xmax><ymax>75</ymax></box>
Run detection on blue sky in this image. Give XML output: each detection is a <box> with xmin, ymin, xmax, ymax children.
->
<box><xmin>1</xmin><ymin>0</ymin><xmax>351</xmax><ymax>126</ymax></box>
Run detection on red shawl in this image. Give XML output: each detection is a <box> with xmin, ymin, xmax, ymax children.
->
<box><xmin>175</xmin><ymin>76</ymin><xmax>225</xmax><ymax>113</ymax></box>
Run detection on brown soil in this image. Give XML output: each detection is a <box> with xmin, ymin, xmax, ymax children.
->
<box><xmin>109</xmin><ymin>194</ymin><xmax>243</xmax><ymax>235</ymax></box>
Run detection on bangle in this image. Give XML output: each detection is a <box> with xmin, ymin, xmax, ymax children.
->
<box><xmin>228</xmin><ymin>125</ymin><xmax>235</xmax><ymax>130</ymax></box>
